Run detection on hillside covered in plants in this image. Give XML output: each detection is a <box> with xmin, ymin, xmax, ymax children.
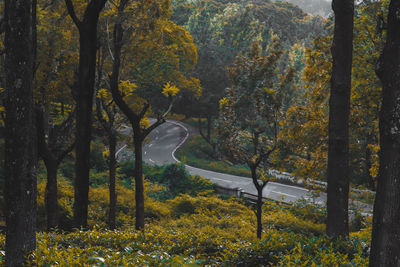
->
<box><xmin>2</xmin><ymin>0</ymin><xmax>400</xmax><ymax>265</ymax></box>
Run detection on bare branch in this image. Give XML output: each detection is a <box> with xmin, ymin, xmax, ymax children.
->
<box><xmin>139</xmin><ymin>103</ymin><xmax>150</xmax><ymax>120</ymax></box>
<box><xmin>57</xmin><ymin>140</ymin><xmax>76</xmax><ymax>165</ymax></box>
<box><xmin>105</xmin><ymin>19</ymin><xmax>115</xmax><ymax>61</ymax></box>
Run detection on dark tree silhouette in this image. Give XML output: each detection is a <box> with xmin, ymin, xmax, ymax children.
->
<box><xmin>4</xmin><ymin>0</ymin><xmax>37</xmax><ymax>265</ymax></box>
<box><xmin>64</xmin><ymin>0</ymin><xmax>107</xmax><ymax>228</ymax></box>
<box><xmin>370</xmin><ymin>0</ymin><xmax>400</xmax><ymax>265</ymax></box>
<box><xmin>326</xmin><ymin>0</ymin><xmax>354</xmax><ymax>238</ymax></box>
<box><xmin>36</xmin><ymin>108</ymin><xmax>75</xmax><ymax>230</ymax></box>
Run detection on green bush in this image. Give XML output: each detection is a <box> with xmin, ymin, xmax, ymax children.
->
<box><xmin>175</xmin><ymin>134</ymin><xmax>252</xmax><ymax>177</ymax></box>
<box><xmin>146</xmin><ymin>163</ymin><xmax>215</xmax><ymax>200</ymax></box>
<box><xmin>90</xmin><ymin>139</ymin><xmax>108</xmax><ymax>172</ymax></box>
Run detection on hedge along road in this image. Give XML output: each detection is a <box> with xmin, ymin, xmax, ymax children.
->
<box><xmin>142</xmin><ymin>119</ymin><xmax>328</xmax><ymax>205</ymax></box>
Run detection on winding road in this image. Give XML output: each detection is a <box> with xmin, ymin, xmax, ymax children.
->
<box><xmin>142</xmin><ymin>120</ymin><xmax>327</xmax><ymax>205</ymax></box>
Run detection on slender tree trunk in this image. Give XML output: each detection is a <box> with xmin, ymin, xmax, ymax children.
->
<box><xmin>250</xmin><ymin>165</ymin><xmax>263</xmax><ymax>239</ymax></box>
<box><xmin>64</xmin><ymin>0</ymin><xmax>107</xmax><ymax>229</ymax></box>
<box><xmin>45</xmin><ymin>160</ymin><xmax>59</xmax><ymax>230</ymax></box>
<box><xmin>108</xmin><ymin>135</ymin><xmax>117</xmax><ymax>230</ymax></box>
<box><xmin>133</xmin><ymin>126</ymin><xmax>145</xmax><ymax>230</ymax></box>
<box><xmin>370</xmin><ymin>0</ymin><xmax>400</xmax><ymax>265</ymax></box>
<box><xmin>4</xmin><ymin>0</ymin><xmax>37</xmax><ymax>265</ymax></box>
<box><xmin>256</xmin><ymin>187</ymin><xmax>263</xmax><ymax>239</ymax></box>
<box><xmin>73</xmin><ymin>17</ymin><xmax>101</xmax><ymax>230</ymax></box>
<box><xmin>326</xmin><ymin>0</ymin><xmax>354</xmax><ymax>238</ymax></box>
<box><xmin>207</xmin><ymin>115</ymin><xmax>212</xmax><ymax>141</ymax></box>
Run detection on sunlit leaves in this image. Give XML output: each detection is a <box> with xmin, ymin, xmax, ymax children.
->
<box><xmin>162</xmin><ymin>82</ymin><xmax>180</xmax><ymax>97</ymax></box>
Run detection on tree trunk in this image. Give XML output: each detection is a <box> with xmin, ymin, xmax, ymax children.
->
<box><xmin>256</xmin><ymin>187</ymin><xmax>263</xmax><ymax>239</ymax></box>
<box><xmin>72</xmin><ymin>12</ymin><xmax>103</xmax><ymax>230</ymax></box>
<box><xmin>250</xmin><ymin>165</ymin><xmax>263</xmax><ymax>239</ymax></box>
<box><xmin>133</xmin><ymin>126</ymin><xmax>145</xmax><ymax>230</ymax></box>
<box><xmin>326</xmin><ymin>0</ymin><xmax>354</xmax><ymax>238</ymax></box>
<box><xmin>108</xmin><ymin>135</ymin><xmax>117</xmax><ymax>230</ymax></box>
<box><xmin>45</xmin><ymin>160</ymin><xmax>59</xmax><ymax>230</ymax></box>
<box><xmin>4</xmin><ymin>0</ymin><xmax>37</xmax><ymax>265</ymax></box>
<box><xmin>370</xmin><ymin>0</ymin><xmax>400</xmax><ymax>265</ymax></box>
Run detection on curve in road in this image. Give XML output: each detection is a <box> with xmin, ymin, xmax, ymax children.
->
<box><xmin>143</xmin><ymin>120</ymin><xmax>326</xmax><ymax>205</ymax></box>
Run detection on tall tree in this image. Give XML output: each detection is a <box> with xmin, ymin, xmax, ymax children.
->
<box><xmin>34</xmin><ymin>0</ymin><xmax>78</xmax><ymax>230</ymax></box>
<box><xmin>370</xmin><ymin>0</ymin><xmax>400</xmax><ymax>265</ymax></box>
<box><xmin>278</xmin><ymin>1</ymin><xmax>385</xmax><ymax>189</ymax></box>
<box><xmin>106</xmin><ymin>0</ymin><xmax>199</xmax><ymax>230</ymax></box>
<box><xmin>64</xmin><ymin>0</ymin><xmax>107</xmax><ymax>228</ymax></box>
<box><xmin>4</xmin><ymin>0</ymin><xmax>36</xmax><ymax>265</ymax></box>
<box><xmin>94</xmin><ymin>46</ymin><xmax>122</xmax><ymax>229</ymax></box>
<box><xmin>217</xmin><ymin>40</ymin><xmax>293</xmax><ymax>239</ymax></box>
<box><xmin>36</xmin><ymin>108</ymin><xmax>75</xmax><ymax>230</ymax></box>
<box><xmin>326</xmin><ymin>0</ymin><xmax>354</xmax><ymax>238</ymax></box>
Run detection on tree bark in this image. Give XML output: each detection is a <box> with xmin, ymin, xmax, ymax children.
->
<box><xmin>64</xmin><ymin>0</ymin><xmax>107</xmax><ymax>229</ymax></box>
<box><xmin>108</xmin><ymin>135</ymin><xmax>117</xmax><ymax>230</ymax></box>
<box><xmin>256</xmin><ymin>186</ymin><xmax>263</xmax><ymax>239</ymax></box>
<box><xmin>4</xmin><ymin>0</ymin><xmax>37</xmax><ymax>265</ymax></box>
<box><xmin>326</xmin><ymin>0</ymin><xmax>354</xmax><ymax>238</ymax></box>
<box><xmin>45</xmin><ymin>160</ymin><xmax>59</xmax><ymax>230</ymax></box>
<box><xmin>133</xmin><ymin>127</ymin><xmax>145</xmax><ymax>230</ymax></box>
<box><xmin>250</xmin><ymin>165</ymin><xmax>263</xmax><ymax>239</ymax></box>
<box><xmin>370</xmin><ymin>0</ymin><xmax>400</xmax><ymax>265</ymax></box>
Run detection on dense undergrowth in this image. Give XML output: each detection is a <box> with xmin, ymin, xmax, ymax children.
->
<box><xmin>0</xmin><ymin>158</ymin><xmax>371</xmax><ymax>265</ymax></box>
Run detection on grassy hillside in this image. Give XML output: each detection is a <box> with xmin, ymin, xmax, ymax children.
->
<box><xmin>0</xmin><ymin>162</ymin><xmax>371</xmax><ymax>265</ymax></box>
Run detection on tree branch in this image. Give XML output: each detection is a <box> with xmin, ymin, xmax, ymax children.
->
<box><xmin>64</xmin><ymin>0</ymin><xmax>81</xmax><ymax>28</ymax></box>
<box><xmin>57</xmin><ymin>140</ymin><xmax>76</xmax><ymax>165</ymax></box>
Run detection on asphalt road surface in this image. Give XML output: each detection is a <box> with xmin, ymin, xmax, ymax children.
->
<box><xmin>142</xmin><ymin>120</ymin><xmax>327</xmax><ymax>205</ymax></box>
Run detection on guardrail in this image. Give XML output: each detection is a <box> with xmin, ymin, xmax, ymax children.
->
<box><xmin>214</xmin><ymin>185</ymin><xmax>288</xmax><ymax>205</ymax></box>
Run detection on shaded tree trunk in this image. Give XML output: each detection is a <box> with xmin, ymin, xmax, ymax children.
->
<box><xmin>108</xmin><ymin>0</ymin><xmax>169</xmax><ymax>231</ymax></box>
<box><xmin>108</xmin><ymin>135</ymin><xmax>117</xmax><ymax>230</ymax></box>
<box><xmin>4</xmin><ymin>0</ymin><xmax>37</xmax><ymax>265</ymax></box>
<box><xmin>256</xmin><ymin>186</ymin><xmax>263</xmax><ymax>239</ymax></box>
<box><xmin>370</xmin><ymin>0</ymin><xmax>400</xmax><ymax>265</ymax></box>
<box><xmin>73</xmin><ymin>25</ymin><xmax>98</xmax><ymax>229</ymax></box>
<box><xmin>45</xmin><ymin>159</ymin><xmax>59</xmax><ymax>230</ymax></box>
<box><xmin>250</xmin><ymin>165</ymin><xmax>266</xmax><ymax>239</ymax></box>
<box><xmin>326</xmin><ymin>0</ymin><xmax>354</xmax><ymax>238</ymax></box>
<box><xmin>37</xmin><ymin>108</ymin><xmax>59</xmax><ymax>230</ymax></box>
<box><xmin>37</xmin><ymin>107</ymin><xmax>75</xmax><ymax>230</ymax></box>
<box><xmin>133</xmin><ymin>127</ymin><xmax>145</xmax><ymax>230</ymax></box>
<box><xmin>64</xmin><ymin>0</ymin><xmax>107</xmax><ymax>229</ymax></box>
<box><xmin>198</xmin><ymin>116</ymin><xmax>217</xmax><ymax>156</ymax></box>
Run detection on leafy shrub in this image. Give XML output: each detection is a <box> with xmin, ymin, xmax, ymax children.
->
<box><xmin>29</xmin><ymin>163</ymin><xmax>371</xmax><ymax>265</ymax></box>
<box><xmin>90</xmin><ymin>140</ymin><xmax>108</xmax><ymax>172</ymax></box>
<box><xmin>146</xmin><ymin>163</ymin><xmax>215</xmax><ymax>200</ymax></box>
<box><xmin>89</xmin><ymin>170</ymin><xmax>109</xmax><ymax>187</ymax></box>
<box><xmin>175</xmin><ymin>134</ymin><xmax>251</xmax><ymax>177</ymax></box>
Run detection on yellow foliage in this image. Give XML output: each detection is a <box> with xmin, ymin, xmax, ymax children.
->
<box><xmin>162</xmin><ymin>82</ymin><xmax>180</xmax><ymax>97</ymax></box>
<box><xmin>219</xmin><ymin>97</ymin><xmax>229</xmax><ymax>107</ymax></box>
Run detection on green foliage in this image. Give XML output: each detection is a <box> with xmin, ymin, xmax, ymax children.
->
<box><xmin>3</xmin><ymin>192</ymin><xmax>371</xmax><ymax>265</ymax></box>
<box><xmin>146</xmin><ymin>163</ymin><xmax>215</xmax><ymax>200</ymax></box>
<box><xmin>216</xmin><ymin>39</ymin><xmax>293</xmax><ymax>186</ymax></box>
<box><xmin>176</xmin><ymin>134</ymin><xmax>252</xmax><ymax>177</ymax></box>
<box><xmin>90</xmin><ymin>140</ymin><xmax>108</xmax><ymax>172</ymax></box>
<box><xmin>278</xmin><ymin>0</ymin><xmax>387</xmax><ymax>189</ymax></box>
<box><xmin>171</xmin><ymin>0</ymin><xmax>325</xmax><ymax>119</ymax></box>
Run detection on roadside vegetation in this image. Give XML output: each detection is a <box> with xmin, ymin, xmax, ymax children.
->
<box><xmin>176</xmin><ymin>134</ymin><xmax>251</xmax><ymax>177</ymax></box>
<box><xmin>2</xmin><ymin>157</ymin><xmax>371</xmax><ymax>265</ymax></box>
<box><xmin>3</xmin><ymin>0</ymin><xmax>400</xmax><ymax>264</ymax></box>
